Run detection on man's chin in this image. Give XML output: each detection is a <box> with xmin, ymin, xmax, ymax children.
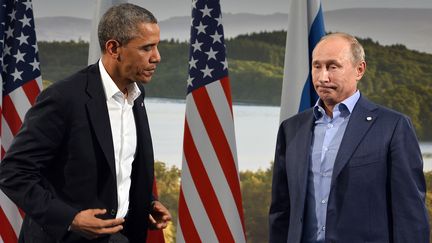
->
<box><xmin>137</xmin><ymin>76</ymin><xmax>152</xmax><ymax>84</ymax></box>
<box><xmin>319</xmin><ymin>95</ymin><xmax>337</xmax><ymax>104</ymax></box>
<box><xmin>318</xmin><ymin>91</ymin><xmax>333</xmax><ymax>100</ymax></box>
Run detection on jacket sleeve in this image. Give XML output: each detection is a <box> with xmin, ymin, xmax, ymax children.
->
<box><xmin>269</xmin><ymin>122</ymin><xmax>291</xmax><ymax>243</ymax></box>
<box><xmin>389</xmin><ymin>115</ymin><xmax>430</xmax><ymax>242</ymax></box>
<box><xmin>0</xmin><ymin>86</ymin><xmax>79</xmax><ymax>241</ymax></box>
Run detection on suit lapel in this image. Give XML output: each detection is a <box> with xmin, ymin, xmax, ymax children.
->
<box><xmin>85</xmin><ymin>64</ymin><xmax>116</xmax><ymax>177</ymax></box>
<box><xmin>289</xmin><ymin>110</ymin><xmax>315</xmax><ymax>200</ymax></box>
<box><xmin>130</xmin><ymin>86</ymin><xmax>154</xmax><ymax>208</ymax></box>
<box><xmin>331</xmin><ymin>97</ymin><xmax>378</xmax><ymax>187</ymax></box>
<box><xmin>133</xmin><ymin>85</ymin><xmax>153</xmax><ymax>159</ymax></box>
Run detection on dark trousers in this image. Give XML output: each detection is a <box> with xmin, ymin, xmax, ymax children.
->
<box><xmin>108</xmin><ymin>233</ymin><xmax>129</xmax><ymax>243</ymax></box>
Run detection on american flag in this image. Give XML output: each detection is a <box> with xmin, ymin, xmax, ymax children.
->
<box><xmin>0</xmin><ymin>0</ymin><xmax>42</xmax><ymax>242</ymax></box>
<box><xmin>176</xmin><ymin>0</ymin><xmax>246</xmax><ymax>242</ymax></box>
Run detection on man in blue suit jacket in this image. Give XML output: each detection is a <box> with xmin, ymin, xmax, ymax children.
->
<box><xmin>269</xmin><ymin>32</ymin><xmax>429</xmax><ymax>243</ymax></box>
<box><xmin>0</xmin><ymin>4</ymin><xmax>170</xmax><ymax>243</ymax></box>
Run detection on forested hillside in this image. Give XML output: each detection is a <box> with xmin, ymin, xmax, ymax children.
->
<box><xmin>38</xmin><ymin>31</ymin><xmax>432</xmax><ymax>140</ymax></box>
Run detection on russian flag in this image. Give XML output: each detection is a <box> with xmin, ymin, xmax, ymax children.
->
<box><xmin>279</xmin><ymin>0</ymin><xmax>326</xmax><ymax>122</ymax></box>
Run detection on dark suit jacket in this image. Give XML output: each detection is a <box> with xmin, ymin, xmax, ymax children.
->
<box><xmin>0</xmin><ymin>64</ymin><xmax>155</xmax><ymax>243</ymax></box>
<box><xmin>269</xmin><ymin>96</ymin><xmax>429</xmax><ymax>243</ymax></box>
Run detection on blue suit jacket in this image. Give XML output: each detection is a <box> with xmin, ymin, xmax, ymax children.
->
<box><xmin>269</xmin><ymin>96</ymin><xmax>429</xmax><ymax>243</ymax></box>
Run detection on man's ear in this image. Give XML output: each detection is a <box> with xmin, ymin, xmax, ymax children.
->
<box><xmin>356</xmin><ymin>61</ymin><xmax>366</xmax><ymax>81</ymax></box>
<box><xmin>105</xmin><ymin>39</ymin><xmax>121</xmax><ymax>60</ymax></box>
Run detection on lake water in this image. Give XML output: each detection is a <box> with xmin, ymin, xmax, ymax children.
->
<box><xmin>146</xmin><ymin>98</ymin><xmax>432</xmax><ymax>172</ymax></box>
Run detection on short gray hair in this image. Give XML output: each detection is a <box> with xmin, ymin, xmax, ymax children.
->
<box><xmin>98</xmin><ymin>3</ymin><xmax>157</xmax><ymax>51</ymax></box>
<box><xmin>319</xmin><ymin>32</ymin><xmax>365</xmax><ymax>65</ymax></box>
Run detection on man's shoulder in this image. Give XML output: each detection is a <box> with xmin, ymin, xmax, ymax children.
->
<box><xmin>281</xmin><ymin>108</ymin><xmax>314</xmax><ymax>126</ymax></box>
<box><xmin>357</xmin><ymin>96</ymin><xmax>408</xmax><ymax>120</ymax></box>
<box><xmin>48</xmin><ymin>64</ymin><xmax>99</xmax><ymax>92</ymax></box>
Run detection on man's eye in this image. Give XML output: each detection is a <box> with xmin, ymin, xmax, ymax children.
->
<box><xmin>142</xmin><ymin>46</ymin><xmax>152</xmax><ymax>51</ymax></box>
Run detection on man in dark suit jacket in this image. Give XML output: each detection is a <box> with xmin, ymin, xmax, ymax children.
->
<box><xmin>269</xmin><ymin>32</ymin><xmax>429</xmax><ymax>242</ymax></box>
<box><xmin>0</xmin><ymin>4</ymin><xmax>171</xmax><ymax>243</ymax></box>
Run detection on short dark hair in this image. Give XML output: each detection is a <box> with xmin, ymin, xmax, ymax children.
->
<box><xmin>98</xmin><ymin>3</ymin><xmax>157</xmax><ymax>51</ymax></box>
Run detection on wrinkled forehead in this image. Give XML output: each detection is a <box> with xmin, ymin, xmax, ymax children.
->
<box><xmin>312</xmin><ymin>37</ymin><xmax>351</xmax><ymax>61</ymax></box>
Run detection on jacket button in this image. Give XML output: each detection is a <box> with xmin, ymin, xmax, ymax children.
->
<box><xmin>110</xmin><ymin>209</ymin><xmax>117</xmax><ymax>216</ymax></box>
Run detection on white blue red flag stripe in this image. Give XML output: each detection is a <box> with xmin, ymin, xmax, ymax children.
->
<box><xmin>279</xmin><ymin>0</ymin><xmax>325</xmax><ymax>122</ymax></box>
<box><xmin>177</xmin><ymin>0</ymin><xmax>246</xmax><ymax>242</ymax></box>
<box><xmin>0</xmin><ymin>0</ymin><xmax>42</xmax><ymax>242</ymax></box>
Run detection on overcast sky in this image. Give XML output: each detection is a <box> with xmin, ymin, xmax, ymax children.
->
<box><xmin>32</xmin><ymin>0</ymin><xmax>432</xmax><ymax>20</ymax></box>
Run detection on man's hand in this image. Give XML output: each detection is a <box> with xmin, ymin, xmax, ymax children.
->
<box><xmin>70</xmin><ymin>209</ymin><xmax>125</xmax><ymax>239</ymax></box>
<box><xmin>149</xmin><ymin>201</ymin><xmax>172</xmax><ymax>230</ymax></box>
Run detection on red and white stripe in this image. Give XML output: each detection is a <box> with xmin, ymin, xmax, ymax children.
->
<box><xmin>177</xmin><ymin>77</ymin><xmax>246</xmax><ymax>242</ymax></box>
<box><xmin>0</xmin><ymin>77</ymin><xmax>42</xmax><ymax>243</ymax></box>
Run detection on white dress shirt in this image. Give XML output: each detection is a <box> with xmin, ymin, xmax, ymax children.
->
<box><xmin>99</xmin><ymin>60</ymin><xmax>141</xmax><ymax>218</ymax></box>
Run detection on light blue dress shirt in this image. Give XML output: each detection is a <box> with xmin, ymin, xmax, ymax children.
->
<box><xmin>302</xmin><ymin>91</ymin><xmax>360</xmax><ymax>243</ymax></box>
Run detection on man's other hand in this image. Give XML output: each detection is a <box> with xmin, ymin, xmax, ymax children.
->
<box><xmin>149</xmin><ymin>201</ymin><xmax>172</xmax><ymax>230</ymax></box>
<box><xmin>70</xmin><ymin>208</ymin><xmax>124</xmax><ymax>239</ymax></box>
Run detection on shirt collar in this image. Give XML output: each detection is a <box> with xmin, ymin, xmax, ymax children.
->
<box><xmin>313</xmin><ymin>90</ymin><xmax>361</xmax><ymax>119</ymax></box>
<box><xmin>98</xmin><ymin>60</ymin><xmax>141</xmax><ymax>104</ymax></box>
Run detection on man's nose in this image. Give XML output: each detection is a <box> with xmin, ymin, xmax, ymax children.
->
<box><xmin>151</xmin><ymin>47</ymin><xmax>161</xmax><ymax>64</ymax></box>
<box><xmin>317</xmin><ymin>68</ymin><xmax>329</xmax><ymax>83</ymax></box>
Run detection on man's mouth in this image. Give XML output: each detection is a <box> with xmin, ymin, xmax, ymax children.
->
<box><xmin>142</xmin><ymin>69</ymin><xmax>155</xmax><ymax>77</ymax></box>
<box><xmin>317</xmin><ymin>85</ymin><xmax>336</xmax><ymax>91</ymax></box>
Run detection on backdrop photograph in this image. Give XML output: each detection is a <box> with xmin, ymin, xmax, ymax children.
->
<box><xmin>1</xmin><ymin>0</ymin><xmax>431</xmax><ymax>242</ymax></box>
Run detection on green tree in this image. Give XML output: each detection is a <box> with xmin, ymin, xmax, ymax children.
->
<box><xmin>38</xmin><ymin>40</ymin><xmax>88</xmax><ymax>84</ymax></box>
<box><xmin>369</xmin><ymin>85</ymin><xmax>422</xmax><ymax>135</ymax></box>
<box><xmin>240</xmin><ymin>163</ymin><xmax>273</xmax><ymax>243</ymax></box>
<box><xmin>154</xmin><ymin>161</ymin><xmax>181</xmax><ymax>242</ymax></box>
